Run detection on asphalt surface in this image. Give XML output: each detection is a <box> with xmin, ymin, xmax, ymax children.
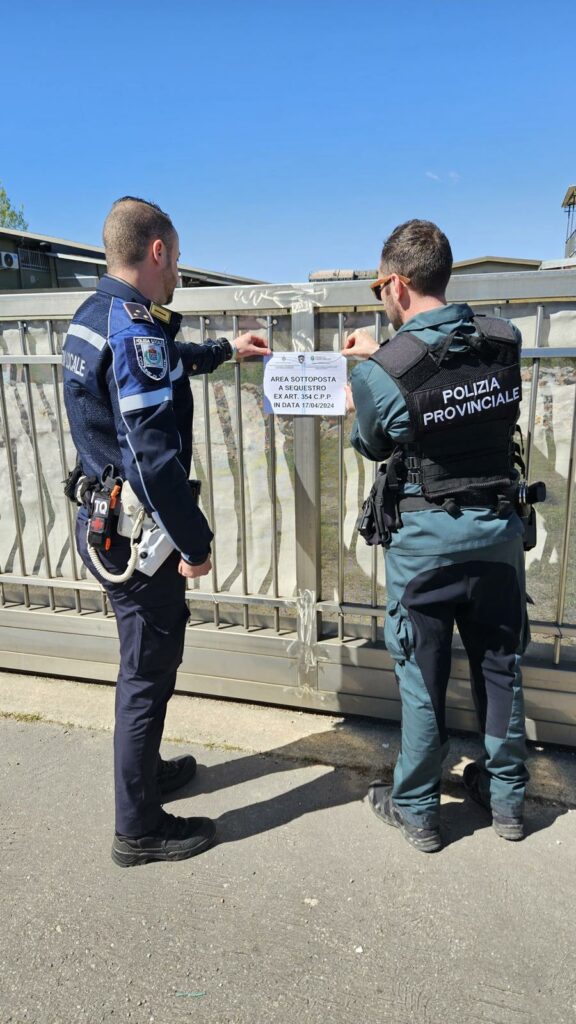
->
<box><xmin>2</xmin><ymin>717</ymin><xmax>576</xmax><ymax>1024</ymax></box>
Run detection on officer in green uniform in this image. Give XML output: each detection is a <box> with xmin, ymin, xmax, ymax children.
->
<box><xmin>343</xmin><ymin>220</ymin><xmax>529</xmax><ymax>853</ymax></box>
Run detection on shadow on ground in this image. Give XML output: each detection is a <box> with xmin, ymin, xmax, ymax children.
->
<box><xmin>162</xmin><ymin>728</ymin><xmax>568</xmax><ymax>849</ymax></box>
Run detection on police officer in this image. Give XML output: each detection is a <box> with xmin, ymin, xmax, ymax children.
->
<box><xmin>63</xmin><ymin>196</ymin><xmax>270</xmax><ymax>866</ymax></box>
<box><xmin>342</xmin><ymin>220</ymin><xmax>529</xmax><ymax>853</ymax></box>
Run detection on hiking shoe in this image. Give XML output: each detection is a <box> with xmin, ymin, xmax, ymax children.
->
<box><xmin>111</xmin><ymin>811</ymin><xmax>216</xmax><ymax>867</ymax></box>
<box><xmin>463</xmin><ymin>763</ymin><xmax>524</xmax><ymax>841</ymax></box>
<box><xmin>157</xmin><ymin>754</ymin><xmax>197</xmax><ymax>796</ymax></box>
<box><xmin>491</xmin><ymin>813</ymin><xmax>525</xmax><ymax>842</ymax></box>
<box><xmin>367</xmin><ymin>782</ymin><xmax>442</xmax><ymax>853</ymax></box>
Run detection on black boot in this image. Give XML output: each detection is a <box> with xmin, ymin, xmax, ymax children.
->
<box><xmin>463</xmin><ymin>763</ymin><xmax>524</xmax><ymax>841</ymax></box>
<box><xmin>367</xmin><ymin>781</ymin><xmax>442</xmax><ymax>853</ymax></box>
<box><xmin>112</xmin><ymin>810</ymin><xmax>216</xmax><ymax>867</ymax></box>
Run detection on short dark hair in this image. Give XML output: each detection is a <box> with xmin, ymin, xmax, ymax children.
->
<box><xmin>380</xmin><ymin>219</ymin><xmax>452</xmax><ymax>296</ymax></box>
<box><xmin>103</xmin><ymin>196</ymin><xmax>176</xmax><ymax>268</ymax></box>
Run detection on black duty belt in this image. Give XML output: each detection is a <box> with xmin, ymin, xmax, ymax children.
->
<box><xmin>399</xmin><ymin>494</ymin><xmax>507</xmax><ymax>513</ymax></box>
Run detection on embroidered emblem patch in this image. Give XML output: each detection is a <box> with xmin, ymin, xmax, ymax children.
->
<box><xmin>133</xmin><ymin>337</ymin><xmax>168</xmax><ymax>380</ymax></box>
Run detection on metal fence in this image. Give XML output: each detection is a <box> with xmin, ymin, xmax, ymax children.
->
<box><xmin>1</xmin><ymin>271</ymin><xmax>575</xmax><ymax>745</ymax></box>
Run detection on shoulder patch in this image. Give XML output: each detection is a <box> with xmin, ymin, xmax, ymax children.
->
<box><xmin>123</xmin><ymin>301</ymin><xmax>154</xmax><ymax>323</ymax></box>
<box><xmin>133</xmin><ymin>336</ymin><xmax>168</xmax><ymax>380</ymax></box>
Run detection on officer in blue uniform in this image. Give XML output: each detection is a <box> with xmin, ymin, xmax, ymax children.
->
<box><xmin>63</xmin><ymin>196</ymin><xmax>270</xmax><ymax>866</ymax></box>
<box><xmin>343</xmin><ymin>220</ymin><xmax>529</xmax><ymax>853</ymax></box>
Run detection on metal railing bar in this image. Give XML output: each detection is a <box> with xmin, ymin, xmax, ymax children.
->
<box><xmin>520</xmin><ymin>348</ymin><xmax>576</xmax><ymax>358</ymax></box>
<box><xmin>18</xmin><ymin>322</ymin><xmax>55</xmax><ymax>609</ymax></box>
<box><xmin>0</xmin><ymin>350</ymin><xmax>30</xmax><ymax>605</ymax></box>
<box><xmin>524</xmin><ymin>309</ymin><xmax>543</xmax><ymax>480</ymax></box>
<box><xmin>317</xmin><ymin>601</ymin><xmax>384</xmax><ymax>621</ymax></box>
<box><xmin>1</xmin><ymin>580</ymin><xmax>572</xmax><ymax>638</ymax></box>
<box><xmin>0</xmin><ymin>355</ymin><xmax>62</xmax><ymax>365</ymax></box>
<box><xmin>184</xmin><ymin>590</ymin><xmax>298</xmax><ymax>609</ymax></box>
<box><xmin>0</xmin><ymin>577</ymin><xmax>286</xmax><ymax>616</ymax></box>
<box><xmin>0</xmin><ymin>573</ymin><xmax>105</xmax><ymax>593</ymax></box>
<box><xmin>232</xmin><ymin>314</ymin><xmax>250</xmax><ymax>630</ymax></box>
<box><xmin>200</xmin><ymin>316</ymin><xmax>220</xmax><ymax>628</ymax></box>
<box><xmin>531</xmin><ymin>620</ymin><xmax>576</xmax><ymax>638</ymax></box>
<box><xmin>0</xmin><ymin>348</ymin><xmax>573</xmax><ymax>366</ymax></box>
<box><xmin>316</xmin><ymin>598</ymin><xmax>576</xmax><ymax>641</ymax></box>
<box><xmin>369</xmin><ymin>463</ymin><xmax>379</xmax><ymax>642</ymax></box>
<box><xmin>47</xmin><ymin>320</ymin><xmax>82</xmax><ymax>613</ymax></box>
<box><xmin>370</xmin><ymin>311</ymin><xmax>383</xmax><ymax>643</ymax></box>
<box><xmin>554</xmin><ymin>388</ymin><xmax>576</xmax><ymax>663</ymax></box>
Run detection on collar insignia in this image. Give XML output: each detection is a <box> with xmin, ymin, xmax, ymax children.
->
<box><xmin>150</xmin><ymin>302</ymin><xmax>172</xmax><ymax>324</ymax></box>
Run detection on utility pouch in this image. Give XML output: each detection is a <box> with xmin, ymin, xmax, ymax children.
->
<box><xmin>116</xmin><ymin>478</ymin><xmax>202</xmax><ymax>578</ymax></box>
<box><xmin>63</xmin><ymin>463</ymin><xmax>84</xmax><ymax>502</ymax></box>
<box><xmin>188</xmin><ymin>479</ymin><xmax>202</xmax><ymax>503</ymax></box>
<box><xmin>357</xmin><ymin>464</ymin><xmax>399</xmax><ymax>547</ymax></box>
<box><xmin>519</xmin><ymin>505</ymin><xmax>537</xmax><ymax>551</ymax></box>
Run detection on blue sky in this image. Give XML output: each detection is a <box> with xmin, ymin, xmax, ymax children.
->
<box><xmin>2</xmin><ymin>0</ymin><xmax>575</xmax><ymax>281</ymax></box>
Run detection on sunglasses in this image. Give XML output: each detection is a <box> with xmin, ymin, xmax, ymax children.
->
<box><xmin>370</xmin><ymin>273</ymin><xmax>411</xmax><ymax>302</ymax></box>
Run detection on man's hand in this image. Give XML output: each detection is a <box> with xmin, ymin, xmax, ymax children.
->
<box><xmin>341</xmin><ymin>329</ymin><xmax>379</xmax><ymax>360</ymax></box>
<box><xmin>178</xmin><ymin>555</ymin><xmax>212</xmax><ymax>578</ymax></box>
<box><xmin>345</xmin><ymin>384</ymin><xmax>356</xmax><ymax>414</ymax></box>
<box><xmin>233</xmin><ymin>332</ymin><xmax>272</xmax><ymax>359</ymax></box>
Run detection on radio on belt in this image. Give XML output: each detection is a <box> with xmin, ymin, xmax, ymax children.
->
<box><xmin>87</xmin><ymin>477</ymin><xmax>122</xmax><ymax>550</ymax></box>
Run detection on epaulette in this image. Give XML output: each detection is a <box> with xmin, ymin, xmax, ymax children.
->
<box><xmin>123</xmin><ymin>301</ymin><xmax>154</xmax><ymax>324</ymax></box>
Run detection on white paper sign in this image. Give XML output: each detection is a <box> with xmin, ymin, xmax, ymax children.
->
<box><xmin>263</xmin><ymin>352</ymin><xmax>347</xmax><ymax>416</ymax></box>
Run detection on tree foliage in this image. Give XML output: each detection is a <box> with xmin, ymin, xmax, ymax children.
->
<box><xmin>0</xmin><ymin>182</ymin><xmax>28</xmax><ymax>230</ymax></box>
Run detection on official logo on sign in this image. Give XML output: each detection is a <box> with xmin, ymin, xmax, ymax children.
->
<box><xmin>133</xmin><ymin>337</ymin><xmax>168</xmax><ymax>380</ymax></box>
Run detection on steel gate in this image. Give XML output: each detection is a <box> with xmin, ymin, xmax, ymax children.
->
<box><xmin>1</xmin><ymin>272</ymin><xmax>575</xmax><ymax>745</ymax></box>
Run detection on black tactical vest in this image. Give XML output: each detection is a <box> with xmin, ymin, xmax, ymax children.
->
<box><xmin>369</xmin><ymin>315</ymin><xmax>522</xmax><ymax>503</ymax></box>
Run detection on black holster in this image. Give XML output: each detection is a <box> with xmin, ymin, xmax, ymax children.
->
<box><xmin>357</xmin><ymin>462</ymin><xmax>401</xmax><ymax>547</ymax></box>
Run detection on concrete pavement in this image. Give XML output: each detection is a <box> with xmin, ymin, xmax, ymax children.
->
<box><xmin>0</xmin><ymin>672</ymin><xmax>575</xmax><ymax>807</ymax></box>
<box><xmin>1</xmin><ymin>672</ymin><xmax>576</xmax><ymax>1024</ymax></box>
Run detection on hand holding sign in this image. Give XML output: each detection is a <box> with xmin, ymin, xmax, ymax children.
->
<box><xmin>233</xmin><ymin>332</ymin><xmax>272</xmax><ymax>359</ymax></box>
<box><xmin>341</xmin><ymin>329</ymin><xmax>379</xmax><ymax>360</ymax></box>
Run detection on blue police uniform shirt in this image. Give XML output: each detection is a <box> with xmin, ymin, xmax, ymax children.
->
<box><xmin>63</xmin><ymin>274</ymin><xmax>232</xmax><ymax>565</ymax></box>
<box><xmin>350</xmin><ymin>302</ymin><xmax>525</xmax><ymax>555</ymax></box>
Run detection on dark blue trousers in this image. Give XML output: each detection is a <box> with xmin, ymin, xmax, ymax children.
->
<box><xmin>76</xmin><ymin>511</ymin><xmax>190</xmax><ymax>836</ymax></box>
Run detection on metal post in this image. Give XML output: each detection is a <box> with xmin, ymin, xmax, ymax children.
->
<box><xmin>0</xmin><ymin>366</ymin><xmax>30</xmax><ymax>607</ymax></box>
<box><xmin>19</xmin><ymin>322</ymin><xmax>55</xmax><ymax>609</ymax></box>
<box><xmin>47</xmin><ymin>320</ymin><xmax>82</xmax><ymax>613</ymax></box>
<box><xmin>292</xmin><ymin>299</ymin><xmax>320</xmax><ymax>687</ymax></box>
<box><xmin>524</xmin><ymin>306</ymin><xmax>544</xmax><ymax>480</ymax></box>
<box><xmin>371</xmin><ymin>311</ymin><xmax>383</xmax><ymax>643</ymax></box>
<box><xmin>266</xmin><ymin>316</ymin><xmax>280</xmax><ymax>632</ymax></box>
<box><xmin>200</xmin><ymin>316</ymin><xmax>220</xmax><ymax>628</ymax></box>
<box><xmin>232</xmin><ymin>315</ymin><xmax>249</xmax><ymax>630</ymax></box>
<box><xmin>337</xmin><ymin>313</ymin><xmax>345</xmax><ymax>640</ymax></box>
<box><xmin>553</xmin><ymin>390</ymin><xmax>576</xmax><ymax>663</ymax></box>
